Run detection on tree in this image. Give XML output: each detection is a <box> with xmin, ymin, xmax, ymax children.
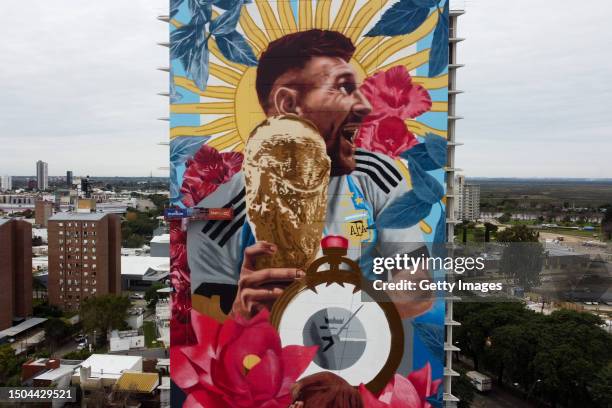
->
<box><xmin>497</xmin><ymin>225</ymin><xmax>544</xmax><ymax>290</ymax></box>
<box><xmin>452</xmin><ymin>370</ymin><xmax>475</xmax><ymax>408</ymax></box>
<box><xmin>144</xmin><ymin>282</ymin><xmax>166</xmax><ymax>309</ymax></box>
<box><xmin>0</xmin><ymin>345</ymin><xmax>23</xmax><ymax>386</ymax></box>
<box><xmin>497</xmin><ymin>212</ymin><xmax>512</xmax><ymax>223</ymax></box>
<box><xmin>44</xmin><ymin>318</ymin><xmax>71</xmax><ymax>352</ymax></box>
<box><xmin>80</xmin><ymin>295</ymin><xmax>130</xmax><ymax>345</ymax></box>
<box><xmin>601</xmin><ymin>206</ymin><xmax>612</xmax><ymax>240</ymax></box>
<box><xmin>591</xmin><ymin>363</ymin><xmax>612</xmax><ymax>408</ymax></box>
<box><xmin>484</xmin><ymin>222</ymin><xmax>498</xmax><ymax>242</ymax></box>
<box><xmin>33</xmin><ymin>302</ymin><xmax>63</xmax><ymax>318</ymax></box>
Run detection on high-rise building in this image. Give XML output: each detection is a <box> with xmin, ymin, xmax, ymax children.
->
<box><xmin>35</xmin><ymin>200</ymin><xmax>54</xmax><ymax>227</ymax></box>
<box><xmin>47</xmin><ymin>213</ymin><xmax>121</xmax><ymax>312</ymax></box>
<box><xmin>0</xmin><ymin>175</ymin><xmax>12</xmax><ymax>192</ymax></box>
<box><xmin>36</xmin><ymin>160</ymin><xmax>48</xmax><ymax>191</ymax></box>
<box><xmin>455</xmin><ymin>175</ymin><xmax>480</xmax><ymax>221</ymax></box>
<box><xmin>444</xmin><ymin>7</ymin><xmax>465</xmax><ymax>407</ymax></box>
<box><xmin>66</xmin><ymin>171</ymin><xmax>73</xmax><ymax>187</ymax></box>
<box><xmin>0</xmin><ymin>219</ymin><xmax>33</xmax><ymax>330</ymax></box>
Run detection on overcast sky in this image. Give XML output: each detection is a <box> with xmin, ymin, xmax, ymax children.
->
<box><xmin>0</xmin><ymin>0</ymin><xmax>168</xmax><ymax>177</ymax></box>
<box><xmin>0</xmin><ymin>0</ymin><xmax>610</xmax><ymax>178</ymax></box>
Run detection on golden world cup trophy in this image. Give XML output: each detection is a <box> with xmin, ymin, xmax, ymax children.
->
<box><xmin>243</xmin><ymin>115</ymin><xmax>331</xmax><ymax>271</ymax></box>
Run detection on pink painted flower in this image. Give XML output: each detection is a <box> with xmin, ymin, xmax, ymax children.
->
<box><xmin>359</xmin><ymin>363</ymin><xmax>442</xmax><ymax>408</ymax></box>
<box><xmin>361</xmin><ymin>116</ymin><xmax>420</xmax><ymax>158</ymax></box>
<box><xmin>181</xmin><ymin>145</ymin><xmax>243</xmax><ymax>207</ymax></box>
<box><xmin>360</xmin><ymin>66</ymin><xmax>432</xmax><ymax>121</ymax></box>
<box><xmin>356</xmin><ymin>66</ymin><xmax>431</xmax><ymax>158</ymax></box>
<box><xmin>171</xmin><ymin>309</ymin><xmax>318</xmax><ymax>408</ymax></box>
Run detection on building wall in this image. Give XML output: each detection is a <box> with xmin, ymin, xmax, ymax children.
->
<box><xmin>36</xmin><ymin>161</ymin><xmax>48</xmax><ymax>191</ymax></box>
<box><xmin>35</xmin><ymin>201</ymin><xmax>53</xmax><ymax>227</ymax></box>
<box><xmin>48</xmin><ymin>215</ymin><xmax>121</xmax><ymax>311</ymax></box>
<box><xmin>0</xmin><ymin>221</ymin><xmax>15</xmax><ymax>329</ymax></box>
<box><xmin>0</xmin><ymin>220</ymin><xmax>33</xmax><ymax>330</ymax></box>
<box><xmin>14</xmin><ymin>221</ymin><xmax>33</xmax><ymax>320</ymax></box>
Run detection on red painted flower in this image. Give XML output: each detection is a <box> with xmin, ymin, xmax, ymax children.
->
<box><xmin>171</xmin><ymin>309</ymin><xmax>318</xmax><ymax>408</ymax></box>
<box><xmin>170</xmin><ymin>220</ymin><xmax>187</xmax><ymax>270</ymax></box>
<box><xmin>356</xmin><ymin>66</ymin><xmax>431</xmax><ymax>158</ymax></box>
<box><xmin>359</xmin><ymin>363</ymin><xmax>442</xmax><ymax>408</ymax></box>
<box><xmin>181</xmin><ymin>145</ymin><xmax>243</xmax><ymax>207</ymax></box>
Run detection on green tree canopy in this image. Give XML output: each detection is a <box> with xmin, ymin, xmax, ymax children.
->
<box><xmin>79</xmin><ymin>295</ymin><xmax>130</xmax><ymax>345</ymax></box>
<box><xmin>144</xmin><ymin>282</ymin><xmax>166</xmax><ymax>309</ymax></box>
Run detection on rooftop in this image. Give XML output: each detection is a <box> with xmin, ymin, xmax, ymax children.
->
<box><xmin>49</xmin><ymin>212</ymin><xmax>107</xmax><ymax>221</ymax></box>
<box><xmin>34</xmin><ymin>364</ymin><xmax>80</xmax><ymax>382</ymax></box>
<box><xmin>150</xmin><ymin>234</ymin><xmax>169</xmax><ymax>244</ymax></box>
<box><xmin>115</xmin><ymin>372</ymin><xmax>159</xmax><ymax>393</ymax></box>
<box><xmin>79</xmin><ymin>354</ymin><xmax>143</xmax><ymax>380</ymax></box>
<box><xmin>0</xmin><ymin>317</ymin><xmax>47</xmax><ymax>339</ymax></box>
<box><xmin>121</xmin><ymin>256</ymin><xmax>169</xmax><ymax>277</ymax></box>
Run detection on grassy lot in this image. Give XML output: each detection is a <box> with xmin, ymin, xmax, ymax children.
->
<box><xmin>536</xmin><ymin>227</ymin><xmax>600</xmax><ymax>238</ymax></box>
<box><xmin>143</xmin><ymin>321</ymin><xmax>158</xmax><ymax>348</ymax></box>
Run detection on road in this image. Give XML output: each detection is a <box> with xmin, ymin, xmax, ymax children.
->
<box><xmin>471</xmin><ymin>387</ymin><xmax>539</xmax><ymax>408</ymax></box>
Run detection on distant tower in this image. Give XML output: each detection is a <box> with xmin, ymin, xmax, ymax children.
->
<box><xmin>36</xmin><ymin>160</ymin><xmax>48</xmax><ymax>191</ymax></box>
<box><xmin>81</xmin><ymin>175</ymin><xmax>91</xmax><ymax>198</ymax></box>
<box><xmin>66</xmin><ymin>171</ymin><xmax>73</xmax><ymax>187</ymax></box>
<box><xmin>0</xmin><ymin>175</ymin><xmax>11</xmax><ymax>192</ymax></box>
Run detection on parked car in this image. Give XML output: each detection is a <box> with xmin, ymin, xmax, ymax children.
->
<box><xmin>130</xmin><ymin>293</ymin><xmax>144</xmax><ymax>300</ymax></box>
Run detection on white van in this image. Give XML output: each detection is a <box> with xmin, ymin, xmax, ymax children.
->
<box><xmin>466</xmin><ymin>371</ymin><xmax>493</xmax><ymax>392</ymax></box>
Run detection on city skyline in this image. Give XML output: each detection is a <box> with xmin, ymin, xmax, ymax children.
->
<box><xmin>0</xmin><ymin>0</ymin><xmax>610</xmax><ymax>177</ymax></box>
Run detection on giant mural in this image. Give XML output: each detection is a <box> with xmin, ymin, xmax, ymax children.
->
<box><xmin>169</xmin><ymin>1</ymin><xmax>449</xmax><ymax>406</ymax></box>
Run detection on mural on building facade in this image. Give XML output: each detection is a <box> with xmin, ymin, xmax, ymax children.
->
<box><xmin>169</xmin><ymin>1</ymin><xmax>449</xmax><ymax>406</ymax></box>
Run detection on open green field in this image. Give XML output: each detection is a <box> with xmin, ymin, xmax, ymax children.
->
<box><xmin>476</xmin><ymin>178</ymin><xmax>612</xmax><ymax>208</ymax></box>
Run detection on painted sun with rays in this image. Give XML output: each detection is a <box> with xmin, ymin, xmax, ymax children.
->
<box><xmin>169</xmin><ymin>0</ymin><xmax>448</xmax><ymax>153</ymax></box>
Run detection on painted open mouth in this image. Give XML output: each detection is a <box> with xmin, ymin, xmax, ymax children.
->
<box><xmin>341</xmin><ymin>123</ymin><xmax>360</xmax><ymax>144</ymax></box>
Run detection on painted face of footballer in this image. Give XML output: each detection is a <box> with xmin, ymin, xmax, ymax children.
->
<box><xmin>277</xmin><ymin>56</ymin><xmax>373</xmax><ymax>176</ymax></box>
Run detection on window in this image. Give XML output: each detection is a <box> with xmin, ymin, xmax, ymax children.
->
<box><xmin>59</xmin><ymin>222</ymin><xmax>64</xmax><ymax>227</ymax></box>
<box><xmin>59</xmin><ymin>231</ymin><xmax>64</xmax><ymax>235</ymax></box>
<box><xmin>59</xmin><ymin>255</ymin><xmax>63</xmax><ymax>259</ymax></box>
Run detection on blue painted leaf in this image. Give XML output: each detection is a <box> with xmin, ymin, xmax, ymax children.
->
<box><xmin>184</xmin><ymin>36</ymin><xmax>210</xmax><ymax>90</ymax></box>
<box><xmin>424</xmin><ymin>132</ymin><xmax>447</xmax><ymax>167</ymax></box>
<box><xmin>376</xmin><ymin>190</ymin><xmax>432</xmax><ymax>229</ymax></box>
<box><xmin>434</xmin><ymin>207</ymin><xmax>445</xmax><ymax>243</ymax></box>
<box><xmin>170</xmin><ymin>165</ymin><xmax>181</xmax><ymax>203</ymax></box>
<box><xmin>170</xmin><ymin>137</ymin><xmax>208</xmax><ymax>164</ymax></box>
<box><xmin>210</xmin><ymin>0</ymin><xmax>244</xmax><ymax>36</ymax></box>
<box><xmin>413</xmin><ymin>321</ymin><xmax>444</xmax><ymax>361</ymax></box>
<box><xmin>214</xmin><ymin>0</ymin><xmax>251</xmax><ymax>10</ymax></box>
<box><xmin>426</xmin><ymin>387</ymin><xmax>444</xmax><ymax>408</ymax></box>
<box><xmin>401</xmin><ymin>144</ymin><xmax>440</xmax><ymax>171</ymax></box>
<box><xmin>170</xmin><ymin>23</ymin><xmax>199</xmax><ymax>61</ymax></box>
<box><xmin>216</xmin><ymin>31</ymin><xmax>258</xmax><ymax>66</ymax></box>
<box><xmin>412</xmin><ymin>0</ymin><xmax>438</xmax><ymax>6</ymax></box>
<box><xmin>170</xmin><ymin>0</ymin><xmax>185</xmax><ymax>19</ymax></box>
<box><xmin>188</xmin><ymin>0</ymin><xmax>212</xmax><ymax>22</ymax></box>
<box><xmin>408</xmin><ymin>160</ymin><xmax>444</xmax><ymax>204</ymax></box>
<box><xmin>428</xmin><ymin>0</ymin><xmax>448</xmax><ymax>77</ymax></box>
<box><xmin>365</xmin><ymin>0</ymin><xmax>430</xmax><ymax>37</ymax></box>
<box><xmin>169</xmin><ymin>69</ymin><xmax>183</xmax><ymax>103</ymax></box>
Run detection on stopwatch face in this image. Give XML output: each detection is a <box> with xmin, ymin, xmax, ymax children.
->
<box><xmin>275</xmin><ymin>281</ymin><xmax>399</xmax><ymax>386</ymax></box>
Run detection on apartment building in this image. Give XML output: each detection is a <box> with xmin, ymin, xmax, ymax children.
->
<box><xmin>47</xmin><ymin>213</ymin><xmax>121</xmax><ymax>311</ymax></box>
<box><xmin>0</xmin><ymin>218</ymin><xmax>33</xmax><ymax>330</ymax></box>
